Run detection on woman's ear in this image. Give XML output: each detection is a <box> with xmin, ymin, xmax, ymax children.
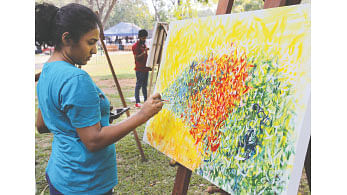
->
<box><xmin>61</xmin><ymin>32</ymin><xmax>72</xmax><ymax>46</ymax></box>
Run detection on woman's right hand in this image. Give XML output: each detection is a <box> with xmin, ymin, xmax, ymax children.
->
<box><xmin>76</xmin><ymin>93</ymin><xmax>164</xmax><ymax>151</ymax></box>
<box><xmin>140</xmin><ymin>93</ymin><xmax>164</xmax><ymax>120</ymax></box>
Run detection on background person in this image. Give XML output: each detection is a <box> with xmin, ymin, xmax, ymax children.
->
<box><xmin>132</xmin><ymin>29</ymin><xmax>151</xmax><ymax>108</ymax></box>
<box><xmin>35</xmin><ymin>3</ymin><xmax>163</xmax><ymax>194</ymax></box>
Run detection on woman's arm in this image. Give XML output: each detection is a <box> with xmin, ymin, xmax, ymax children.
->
<box><xmin>36</xmin><ymin>108</ymin><xmax>50</xmax><ymax>133</ymax></box>
<box><xmin>76</xmin><ymin>93</ymin><xmax>164</xmax><ymax>152</ymax></box>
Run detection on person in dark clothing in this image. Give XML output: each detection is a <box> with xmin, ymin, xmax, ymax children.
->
<box><xmin>132</xmin><ymin>29</ymin><xmax>151</xmax><ymax>108</ymax></box>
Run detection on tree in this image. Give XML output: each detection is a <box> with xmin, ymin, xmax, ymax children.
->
<box><xmin>35</xmin><ymin>0</ymin><xmax>118</xmax><ymax>27</ymax></box>
<box><xmin>85</xmin><ymin>0</ymin><xmax>118</xmax><ymax>26</ymax></box>
<box><xmin>170</xmin><ymin>0</ymin><xmax>217</xmax><ymax>20</ymax></box>
<box><xmin>232</xmin><ymin>0</ymin><xmax>264</xmax><ymax>13</ymax></box>
<box><xmin>197</xmin><ymin>8</ymin><xmax>214</xmax><ymax>17</ymax></box>
<box><xmin>168</xmin><ymin>0</ymin><xmax>264</xmax><ymax>20</ymax></box>
<box><xmin>105</xmin><ymin>0</ymin><xmax>155</xmax><ymax>30</ymax></box>
<box><xmin>151</xmin><ymin>0</ymin><xmax>171</xmax><ymax>22</ymax></box>
<box><xmin>173</xmin><ymin>0</ymin><xmax>197</xmax><ymax>20</ymax></box>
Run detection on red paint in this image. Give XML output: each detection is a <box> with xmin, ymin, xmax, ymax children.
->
<box><xmin>183</xmin><ymin>43</ymin><xmax>253</xmax><ymax>154</ymax></box>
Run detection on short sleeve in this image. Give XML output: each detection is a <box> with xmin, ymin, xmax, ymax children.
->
<box><xmin>60</xmin><ymin>74</ymin><xmax>101</xmax><ymax>128</ymax></box>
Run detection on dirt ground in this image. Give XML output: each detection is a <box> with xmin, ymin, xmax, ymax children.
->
<box><xmin>94</xmin><ymin>77</ymin><xmax>136</xmax><ymax>95</ymax></box>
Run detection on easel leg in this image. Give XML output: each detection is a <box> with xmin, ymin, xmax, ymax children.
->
<box><xmin>148</xmin><ymin>65</ymin><xmax>155</xmax><ymax>95</ymax></box>
<box><xmin>132</xmin><ymin>130</ymin><xmax>147</xmax><ymax>162</ymax></box>
<box><xmin>96</xmin><ymin>18</ymin><xmax>147</xmax><ymax>162</ymax></box>
<box><xmin>172</xmin><ymin>164</ymin><xmax>192</xmax><ymax>195</ymax></box>
<box><xmin>304</xmin><ymin>137</ymin><xmax>311</xmax><ymax>191</ymax></box>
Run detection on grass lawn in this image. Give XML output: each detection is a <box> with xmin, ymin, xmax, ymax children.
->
<box><xmin>35</xmin><ymin>52</ymin><xmax>310</xmax><ymax>194</ymax></box>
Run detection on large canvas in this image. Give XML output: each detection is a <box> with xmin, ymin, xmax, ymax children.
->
<box><xmin>144</xmin><ymin>4</ymin><xmax>310</xmax><ymax>194</ymax></box>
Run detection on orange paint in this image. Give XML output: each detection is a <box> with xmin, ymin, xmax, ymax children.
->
<box><xmin>184</xmin><ymin>43</ymin><xmax>252</xmax><ymax>153</ymax></box>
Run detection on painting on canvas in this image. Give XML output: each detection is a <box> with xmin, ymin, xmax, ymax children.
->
<box><xmin>144</xmin><ymin>4</ymin><xmax>310</xmax><ymax>194</ymax></box>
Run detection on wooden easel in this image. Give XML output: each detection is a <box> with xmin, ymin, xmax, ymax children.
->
<box><xmin>97</xmin><ymin>17</ymin><xmax>147</xmax><ymax>162</ymax></box>
<box><xmin>147</xmin><ymin>22</ymin><xmax>169</xmax><ymax>95</ymax></box>
<box><xmin>170</xmin><ymin>0</ymin><xmax>311</xmax><ymax>194</ymax></box>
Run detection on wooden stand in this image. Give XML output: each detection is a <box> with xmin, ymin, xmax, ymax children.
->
<box><xmin>172</xmin><ymin>164</ymin><xmax>192</xmax><ymax>195</ymax></box>
<box><xmin>170</xmin><ymin>0</ymin><xmax>310</xmax><ymax>194</ymax></box>
<box><xmin>97</xmin><ymin>19</ymin><xmax>147</xmax><ymax>162</ymax></box>
<box><xmin>304</xmin><ymin>137</ymin><xmax>311</xmax><ymax>191</ymax></box>
<box><xmin>147</xmin><ymin>23</ymin><xmax>169</xmax><ymax>95</ymax></box>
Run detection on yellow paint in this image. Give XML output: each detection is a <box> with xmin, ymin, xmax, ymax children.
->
<box><xmin>157</xmin><ymin>5</ymin><xmax>310</xmax><ymax>94</ymax></box>
<box><xmin>279</xmin><ymin>136</ymin><xmax>287</xmax><ymax>147</ymax></box>
<box><xmin>146</xmin><ymin>109</ymin><xmax>203</xmax><ymax>170</ymax></box>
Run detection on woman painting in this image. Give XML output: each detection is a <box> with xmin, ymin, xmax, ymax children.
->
<box><xmin>35</xmin><ymin>3</ymin><xmax>163</xmax><ymax>194</ymax></box>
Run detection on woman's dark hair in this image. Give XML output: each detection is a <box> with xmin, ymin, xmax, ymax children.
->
<box><xmin>35</xmin><ymin>3</ymin><xmax>101</xmax><ymax>50</ymax></box>
<box><xmin>138</xmin><ymin>29</ymin><xmax>148</xmax><ymax>38</ymax></box>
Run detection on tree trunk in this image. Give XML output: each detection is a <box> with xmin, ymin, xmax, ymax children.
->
<box><xmin>96</xmin><ymin>0</ymin><xmax>104</xmax><ymax>20</ymax></box>
<box><xmin>151</xmin><ymin>0</ymin><xmax>160</xmax><ymax>21</ymax></box>
<box><xmin>102</xmin><ymin>0</ymin><xmax>117</xmax><ymax>26</ymax></box>
<box><xmin>86</xmin><ymin>0</ymin><xmax>117</xmax><ymax>27</ymax></box>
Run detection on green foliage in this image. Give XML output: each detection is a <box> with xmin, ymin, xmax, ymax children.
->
<box><xmin>170</xmin><ymin>0</ymin><xmax>264</xmax><ymax>21</ymax></box>
<box><xmin>151</xmin><ymin>0</ymin><xmax>172</xmax><ymax>22</ymax></box>
<box><xmin>171</xmin><ymin>0</ymin><xmax>216</xmax><ymax>20</ymax></box>
<box><xmin>172</xmin><ymin>0</ymin><xmax>198</xmax><ymax>20</ymax></box>
<box><xmin>36</xmin><ymin>0</ymin><xmax>266</xmax><ymax>30</ymax></box>
<box><xmin>105</xmin><ymin>0</ymin><xmax>155</xmax><ymax>30</ymax></box>
<box><xmin>232</xmin><ymin>0</ymin><xmax>264</xmax><ymax>13</ymax></box>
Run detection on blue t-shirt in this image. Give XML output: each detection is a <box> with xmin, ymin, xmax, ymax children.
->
<box><xmin>37</xmin><ymin>61</ymin><xmax>117</xmax><ymax>194</ymax></box>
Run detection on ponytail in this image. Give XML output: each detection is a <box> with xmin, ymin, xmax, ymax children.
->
<box><xmin>35</xmin><ymin>3</ymin><xmax>59</xmax><ymax>47</ymax></box>
<box><xmin>35</xmin><ymin>3</ymin><xmax>101</xmax><ymax>50</ymax></box>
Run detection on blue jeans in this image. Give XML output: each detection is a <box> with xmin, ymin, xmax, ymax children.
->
<box><xmin>135</xmin><ymin>71</ymin><xmax>149</xmax><ymax>103</ymax></box>
<box><xmin>45</xmin><ymin>173</ymin><xmax>113</xmax><ymax>195</ymax></box>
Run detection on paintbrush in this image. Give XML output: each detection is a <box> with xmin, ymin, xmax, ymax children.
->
<box><xmin>159</xmin><ymin>99</ymin><xmax>173</xmax><ymax>104</ymax></box>
<box><xmin>157</xmin><ymin>93</ymin><xmax>173</xmax><ymax>103</ymax></box>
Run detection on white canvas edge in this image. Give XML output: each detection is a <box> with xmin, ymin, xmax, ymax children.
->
<box><xmin>286</xmin><ymin>92</ymin><xmax>311</xmax><ymax>195</ymax></box>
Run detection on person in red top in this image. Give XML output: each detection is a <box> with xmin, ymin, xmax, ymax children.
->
<box><xmin>132</xmin><ymin>29</ymin><xmax>151</xmax><ymax>108</ymax></box>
